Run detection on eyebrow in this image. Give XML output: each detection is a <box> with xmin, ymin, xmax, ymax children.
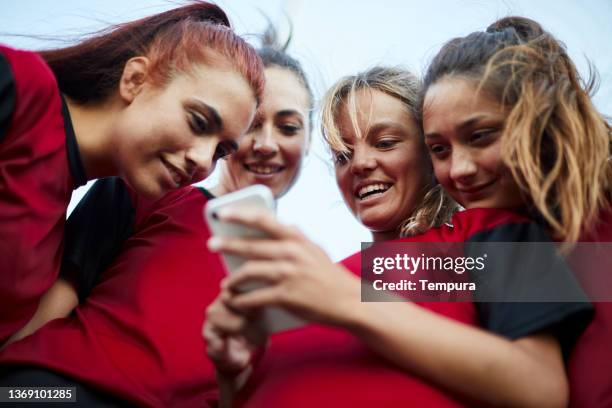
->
<box><xmin>424</xmin><ymin>114</ymin><xmax>491</xmax><ymax>139</ymax></box>
<box><xmin>337</xmin><ymin>120</ymin><xmax>409</xmax><ymax>149</ymax></box>
<box><xmin>190</xmin><ymin>98</ymin><xmax>223</xmax><ymax>132</ymax></box>
<box><xmin>275</xmin><ymin>109</ymin><xmax>304</xmax><ymax>124</ymax></box>
<box><xmin>365</xmin><ymin>121</ymin><xmax>409</xmax><ymax>140</ymax></box>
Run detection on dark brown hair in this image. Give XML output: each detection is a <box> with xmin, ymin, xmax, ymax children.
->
<box><xmin>257</xmin><ymin>23</ymin><xmax>313</xmax><ymax>130</ymax></box>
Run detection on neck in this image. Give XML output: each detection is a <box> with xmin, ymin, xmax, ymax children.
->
<box><xmin>209</xmin><ymin>184</ymin><xmax>229</xmax><ymax>197</ymax></box>
<box><xmin>210</xmin><ymin>165</ymin><xmax>239</xmax><ymax>197</ymax></box>
<box><xmin>372</xmin><ymin>229</ymin><xmax>399</xmax><ymax>242</ymax></box>
<box><xmin>65</xmin><ymin>97</ymin><xmax>119</xmax><ymax>180</ymax></box>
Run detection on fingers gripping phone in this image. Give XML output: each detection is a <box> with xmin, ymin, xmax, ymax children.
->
<box><xmin>204</xmin><ymin>184</ymin><xmax>304</xmax><ymax>334</ymax></box>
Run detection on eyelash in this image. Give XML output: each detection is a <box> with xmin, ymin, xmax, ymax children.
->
<box><xmin>427</xmin><ymin>129</ymin><xmax>500</xmax><ymax>158</ymax></box>
<box><xmin>427</xmin><ymin>144</ymin><xmax>449</xmax><ymax>158</ymax></box>
<box><xmin>189</xmin><ymin>111</ymin><xmax>209</xmax><ymax>134</ymax></box>
<box><xmin>279</xmin><ymin>123</ymin><xmax>302</xmax><ymax>136</ymax></box>
<box><xmin>333</xmin><ymin>150</ymin><xmax>352</xmax><ymax>165</ymax></box>
<box><xmin>375</xmin><ymin>139</ymin><xmax>399</xmax><ymax>149</ymax></box>
<box><xmin>469</xmin><ymin>129</ymin><xmax>498</xmax><ymax>144</ymax></box>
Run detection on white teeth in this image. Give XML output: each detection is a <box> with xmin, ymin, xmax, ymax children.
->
<box><xmin>248</xmin><ymin>165</ymin><xmax>280</xmax><ymax>175</ymax></box>
<box><xmin>358</xmin><ymin>183</ymin><xmax>390</xmax><ymax>199</ymax></box>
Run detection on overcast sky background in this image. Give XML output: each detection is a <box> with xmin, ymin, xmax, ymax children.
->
<box><xmin>2</xmin><ymin>0</ymin><xmax>611</xmax><ymax>260</ymax></box>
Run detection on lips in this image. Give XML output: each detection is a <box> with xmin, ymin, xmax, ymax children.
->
<box><xmin>243</xmin><ymin>163</ymin><xmax>284</xmax><ymax>176</ymax></box>
<box><xmin>354</xmin><ymin>182</ymin><xmax>393</xmax><ymax>201</ymax></box>
<box><xmin>161</xmin><ymin>157</ymin><xmax>190</xmax><ymax>188</ymax></box>
<box><xmin>457</xmin><ymin>180</ymin><xmax>496</xmax><ymax>200</ymax></box>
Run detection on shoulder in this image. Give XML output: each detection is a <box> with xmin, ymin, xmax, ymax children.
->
<box><xmin>339</xmin><ymin>251</ymin><xmax>362</xmax><ymax>276</ymax></box>
<box><xmin>0</xmin><ymin>45</ymin><xmax>57</xmax><ymax>97</ymax></box>
<box><xmin>131</xmin><ymin>185</ymin><xmax>210</xmax><ymax>229</ymax></box>
<box><xmin>450</xmin><ymin>208</ymin><xmax>532</xmax><ymax>239</ymax></box>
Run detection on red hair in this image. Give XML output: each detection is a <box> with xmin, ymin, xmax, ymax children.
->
<box><xmin>39</xmin><ymin>2</ymin><xmax>264</xmax><ymax>105</ymax></box>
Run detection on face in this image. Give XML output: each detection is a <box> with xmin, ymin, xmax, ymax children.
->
<box><xmin>114</xmin><ymin>60</ymin><xmax>257</xmax><ymax>200</ymax></box>
<box><xmin>422</xmin><ymin>76</ymin><xmax>523</xmax><ymax>210</ymax></box>
<box><xmin>217</xmin><ymin>66</ymin><xmax>310</xmax><ymax>198</ymax></box>
<box><xmin>334</xmin><ymin>89</ymin><xmax>431</xmax><ymax>234</ymax></box>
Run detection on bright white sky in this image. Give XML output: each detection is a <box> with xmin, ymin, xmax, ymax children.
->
<box><xmin>1</xmin><ymin>0</ymin><xmax>611</xmax><ymax>260</ymax></box>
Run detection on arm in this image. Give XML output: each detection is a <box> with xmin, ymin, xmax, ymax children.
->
<box><xmin>208</xmin><ymin>207</ymin><xmax>571</xmax><ymax>408</ymax></box>
<box><xmin>1</xmin><ymin>178</ymin><xmax>136</xmax><ymax>350</ymax></box>
<box><xmin>1</xmin><ymin>278</ymin><xmax>78</xmax><ymax>350</ymax></box>
<box><xmin>349</xmin><ymin>300</ymin><xmax>567</xmax><ymax>408</ymax></box>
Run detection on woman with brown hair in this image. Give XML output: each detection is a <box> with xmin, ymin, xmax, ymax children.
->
<box><xmin>420</xmin><ymin>16</ymin><xmax>611</xmax><ymax>407</ymax></box>
<box><xmin>0</xmin><ymin>2</ymin><xmax>264</xmax><ymax>349</ymax></box>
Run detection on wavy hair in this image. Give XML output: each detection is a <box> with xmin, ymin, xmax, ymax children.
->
<box><xmin>422</xmin><ymin>16</ymin><xmax>611</xmax><ymax>243</ymax></box>
<box><xmin>321</xmin><ymin>66</ymin><xmax>459</xmax><ymax>237</ymax></box>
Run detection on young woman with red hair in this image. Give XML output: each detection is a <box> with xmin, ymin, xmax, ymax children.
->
<box><xmin>0</xmin><ymin>2</ymin><xmax>264</xmax><ymax>350</ymax></box>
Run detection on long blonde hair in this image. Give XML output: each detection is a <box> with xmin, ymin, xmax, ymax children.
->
<box><xmin>321</xmin><ymin>66</ymin><xmax>458</xmax><ymax>237</ymax></box>
<box><xmin>423</xmin><ymin>16</ymin><xmax>611</xmax><ymax>243</ymax></box>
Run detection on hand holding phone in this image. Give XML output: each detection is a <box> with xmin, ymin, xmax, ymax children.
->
<box><xmin>204</xmin><ymin>185</ymin><xmax>304</xmax><ymax>334</ymax></box>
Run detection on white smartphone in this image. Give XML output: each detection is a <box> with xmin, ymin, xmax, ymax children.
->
<box><xmin>204</xmin><ymin>184</ymin><xmax>304</xmax><ymax>334</ymax></box>
<box><xmin>205</xmin><ymin>184</ymin><xmax>275</xmax><ymax>275</ymax></box>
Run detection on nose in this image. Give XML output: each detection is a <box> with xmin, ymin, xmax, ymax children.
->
<box><xmin>252</xmin><ymin>125</ymin><xmax>279</xmax><ymax>157</ymax></box>
<box><xmin>449</xmin><ymin>147</ymin><xmax>477</xmax><ymax>184</ymax></box>
<box><xmin>184</xmin><ymin>138</ymin><xmax>216</xmax><ymax>182</ymax></box>
<box><xmin>350</xmin><ymin>145</ymin><xmax>376</xmax><ymax>175</ymax></box>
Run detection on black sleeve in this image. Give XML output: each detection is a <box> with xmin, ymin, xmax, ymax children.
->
<box><xmin>61</xmin><ymin>177</ymin><xmax>135</xmax><ymax>302</ymax></box>
<box><xmin>0</xmin><ymin>50</ymin><xmax>16</xmax><ymax>142</ymax></box>
<box><xmin>465</xmin><ymin>222</ymin><xmax>593</xmax><ymax>358</ymax></box>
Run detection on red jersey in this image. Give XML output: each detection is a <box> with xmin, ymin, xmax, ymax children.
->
<box><xmin>0</xmin><ymin>45</ymin><xmax>86</xmax><ymax>343</ymax></box>
<box><xmin>567</xmin><ymin>207</ymin><xmax>612</xmax><ymax>408</ymax></box>
<box><xmin>0</xmin><ymin>186</ymin><xmax>223</xmax><ymax>406</ymax></box>
<box><xmin>234</xmin><ymin>208</ymin><xmax>592</xmax><ymax>407</ymax></box>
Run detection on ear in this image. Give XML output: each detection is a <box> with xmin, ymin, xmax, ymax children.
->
<box><xmin>118</xmin><ymin>56</ymin><xmax>150</xmax><ymax>104</ymax></box>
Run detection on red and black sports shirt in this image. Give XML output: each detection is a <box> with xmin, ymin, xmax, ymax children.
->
<box><xmin>0</xmin><ymin>45</ymin><xmax>86</xmax><ymax>343</ymax></box>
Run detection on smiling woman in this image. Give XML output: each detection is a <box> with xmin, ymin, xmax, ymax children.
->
<box><xmin>109</xmin><ymin>60</ymin><xmax>256</xmax><ymax>197</ymax></box>
<box><xmin>332</xmin><ymin>88</ymin><xmax>432</xmax><ymax>240</ymax></box>
<box><xmin>323</xmin><ymin>67</ymin><xmax>457</xmax><ymax>241</ymax></box>
<box><xmin>0</xmin><ymin>1</ymin><xmax>264</xmax><ymax>359</ymax></box>
<box><xmin>423</xmin><ymin>77</ymin><xmax>524</xmax><ymax>210</ymax></box>
<box><xmin>419</xmin><ymin>16</ymin><xmax>611</xmax><ymax>406</ymax></box>
<box><xmin>0</xmin><ymin>21</ymin><xmax>314</xmax><ymax>407</ymax></box>
<box><xmin>211</xmin><ymin>25</ymin><xmax>313</xmax><ymax>199</ymax></box>
<box><xmin>202</xmin><ymin>67</ymin><xmax>477</xmax><ymax>408</ymax></box>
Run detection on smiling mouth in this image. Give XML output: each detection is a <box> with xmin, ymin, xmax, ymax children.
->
<box><xmin>356</xmin><ymin>183</ymin><xmax>392</xmax><ymax>201</ymax></box>
<box><xmin>459</xmin><ymin>180</ymin><xmax>496</xmax><ymax>197</ymax></box>
<box><xmin>161</xmin><ymin>157</ymin><xmax>188</xmax><ymax>187</ymax></box>
<box><xmin>244</xmin><ymin>163</ymin><xmax>284</xmax><ymax>175</ymax></box>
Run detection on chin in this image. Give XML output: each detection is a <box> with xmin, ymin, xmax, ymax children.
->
<box><xmin>359</xmin><ymin>215</ymin><xmax>394</xmax><ymax>233</ymax></box>
<box><xmin>128</xmin><ymin>177</ymin><xmax>166</xmax><ymax>201</ymax></box>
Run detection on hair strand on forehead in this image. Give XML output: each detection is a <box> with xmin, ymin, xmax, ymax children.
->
<box><xmin>39</xmin><ymin>2</ymin><xmax>265</xmax><ymax>107</ymax></box>
<box><xmin>321</xmin><ymin>66</ymin><xmax>460</xmax><ymax>236</ymax></box>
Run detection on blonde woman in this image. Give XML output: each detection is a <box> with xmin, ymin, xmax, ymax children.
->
<box><xmin>205</xmin><ymin>67</ymin><xmax>480</xmax><ymax>407</ymax></box>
